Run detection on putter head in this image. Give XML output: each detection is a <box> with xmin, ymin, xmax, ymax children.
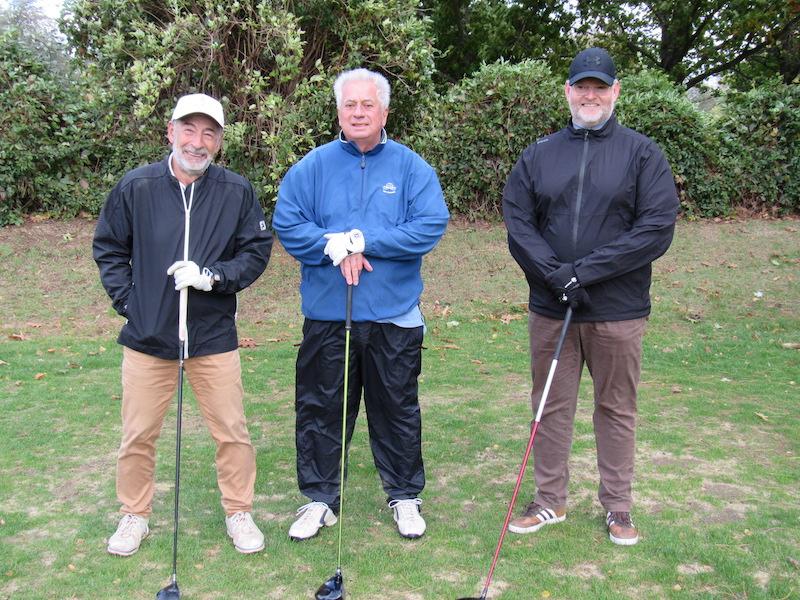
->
<box><xmin>155</xmin><ymin>581</ymin><xmax>180</xmax><ymax>600</ymax></box>
<box><xmin>314</xmin><ymin>568</ymin><xmax>344</xmax><ymax>600</ymax></box>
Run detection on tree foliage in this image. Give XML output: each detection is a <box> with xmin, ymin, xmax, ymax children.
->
<box><xmin>421</xmin><ymin>0</ymin><xmax>582</xmax><ymax>83</ymax></box>
<box><xmin>577</xmin><ymin>0</ymin><xmax>800</xmax><ymax>89</ymax></box>
<box><xmin>61</xmin><ymin>0</ymin><xmax>437</xmax><ymax>213</ymax></box>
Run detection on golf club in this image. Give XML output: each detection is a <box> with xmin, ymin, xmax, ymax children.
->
<box><xmin>156</xmin><ymin>287</ymin><xmax>188</xmax><ymax>600</ymax></box>
<box><xmin>457</xmin><ymin>306</ymin><xmax>574</xmax><ymax>600</ymax></box>
<box><xmin>314</xmin><ymin>284</ymin><xmax>353</xmax><ymax>600</ymax></box>
<box><xmin>157</xmin><ymin>185</ymin><xmax>193</xmax><ymax>600</ymax></box>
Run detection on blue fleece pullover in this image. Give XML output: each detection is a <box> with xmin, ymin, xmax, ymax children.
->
<box><xmin>273</xmin><ymin>134</ymin><xmax>449</xmax><ymax>322</ymax></box>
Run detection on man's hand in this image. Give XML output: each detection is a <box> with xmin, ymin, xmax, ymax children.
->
<box><xmin>545</xmin><ymin>263</ymin><xmax>590</xmax><ymax>310</ymax></box>
<box><xmin>167</xmin><ymin>260</ymin><xmax>213</xmax><ymax>291</ymax></box>
<box><xmin>339</xmin><ymin>253</ymin><xmax>373</xmax><ymax>286</ymax></box>
<box><xmin>323</xmin><ymin>229</ymin><xmax>365</xmax><ymax>266</ymax></box>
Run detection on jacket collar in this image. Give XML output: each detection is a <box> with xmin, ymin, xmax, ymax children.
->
<box><xmin>567</xmin><ymin>113</ymin><xmax>618</xmax><ymax>139</ymax></box>
<box><xmin>337</xmin><ymin>128</ymin><xmax>388</xmax><ymax>156</ymax></box>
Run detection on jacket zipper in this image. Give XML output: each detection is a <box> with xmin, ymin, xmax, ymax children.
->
<box><xmin>360</xmin><ymin>153</ymin><xmax>366</xmax><ymax>208</ymax></box>
<box><xmin>573</xmin><ymin>130</ymin><xmax>590</xmax><ymax>249</ymax></box>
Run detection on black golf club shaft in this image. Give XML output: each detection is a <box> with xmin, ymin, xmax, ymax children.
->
<box><xmin>468</xmin><ymin>307</ymin><xmax>573</xmax><ymax>600</ymax></box>
<box><xmin>336</xmin><ymin>284</ymin><xmax>353</xmax><ymax>571</ymax></box>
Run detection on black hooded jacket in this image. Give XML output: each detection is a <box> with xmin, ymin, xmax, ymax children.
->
<box><xmin>503</xmin><ymin>115</ymin><xmax>679</xmax><ymax>321</ymax></box>
<box><xmin>93</xmin><ymin>156</ymin><xmax>273</xmax><ymax>359</ymax></box>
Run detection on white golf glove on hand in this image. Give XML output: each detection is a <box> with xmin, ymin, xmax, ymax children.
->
<box><xmin>323</xmin><ymin>229</ymin><xmax>365</xmax><ymax>266</ymax></box>
<box><xmin>167</xmin><ymin>260</ymin><xmax>213</xmax><ymax>291</ymax></box>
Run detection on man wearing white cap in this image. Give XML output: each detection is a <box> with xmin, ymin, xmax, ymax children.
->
<box><xmin>94</xmin><ymin>93</ymin><xmax>273</xmax><ymax>556</ymax></box>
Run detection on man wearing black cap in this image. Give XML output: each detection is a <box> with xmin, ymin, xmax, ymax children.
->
<box><xmin>94</xmin><ymin>93</ymin><xmax>273</xmax><ymax>556</ymax></box>
<box><xmin>502</xmin><ymin>48</ymin><xmax>679</xmax><ymax>545</ymax></box>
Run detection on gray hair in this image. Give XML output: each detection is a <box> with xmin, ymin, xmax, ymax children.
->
<box><xmin>333</xmin><ymin>68</ymin><xmax>391</xmax><ymax>109</ymax></box>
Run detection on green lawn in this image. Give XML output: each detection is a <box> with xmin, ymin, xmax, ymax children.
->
<box><xmin>0</xmin><ymin>217</ymin><xmax>798</xmax><ymax>599</ymax></box>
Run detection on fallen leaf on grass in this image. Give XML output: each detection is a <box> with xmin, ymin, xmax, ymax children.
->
<box><xmin>67</xmin><ymin>564</ymin><xmax>75</xmax><ymax>571</ymax></box>
<box><xmin>671</xmin><ymin>385</ymin><xmax>682</xmax><ymax>394</ymax></box>
<box><xmin>0</xmin><ymin>360</ymin><xmax>8</xmax><ymax>366</ymax></box>
<box><xmin>499</xmin><ymin>313</ymin><xmax>523</xmax><ymax>324</ymax></box>
<box><xmin>471</xmin><ymin>359</ymin><xmax>483</xmax><ymax>365</ymax></box>
<box><xmin>238</xmin><ymin>338</ymin><xmax>259</xmax><ymax>348</ymax></box>
<box><xmin>435</xmin><ymin>344</ymin><xmax>461</xmax><ymax>350</ymax></box>
<box><xmin>755</xmin><ymin>412</ymin><xmax>769</xmax><ymax>422</ymax></box>
<box><xmin>34</xmin><ymin>373</ymin><xmax>46</xmax><ymax>380</ymax></box>
<box><xmin>781</xmin><ymin>342</ymin><xmax>800</xmax><ymax>350</ymax></box>
<box><xmin>788</xmin><ymin>557</ymin><xmax>800</xmax><ymax>569</ymax></box>
<box><xmin>9</xmin><ymin>333</ymin><xmax>25</xmax><ymax>341</ymax></box>
<box><xmin>25</xmin><ymin>322</ymin><xmax>42</xmax><ymax>328</ymax></box>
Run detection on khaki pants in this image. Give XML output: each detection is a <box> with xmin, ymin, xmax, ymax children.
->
<box><xmin>117</xmin><ymin>347</ymin><xmax>255</xmax><ymax>517</ymax></box>
<box><xmin>528</xmin><ymin>313</ymin><xmax>646</xmax><ymax>512</ymax></box>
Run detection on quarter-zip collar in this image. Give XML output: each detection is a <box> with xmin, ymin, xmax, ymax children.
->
<box><xmin>567</xmin><ymin>113</ymin><xmax>617</xmax><ymax>139</ymax></box>
<box><xmin>337</xmin><ymin>128</ymin><xmax>388</xmax><ymax>157</ymax></box>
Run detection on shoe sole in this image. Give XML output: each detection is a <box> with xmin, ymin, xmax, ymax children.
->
<box><xmin>398</xmin><ymin>530</ymin><xmax>425</xmax><ymax>539</ymax></box>
<box><xmin>508</xmin><ymin>514</ymin><xmax>565</xmax><ymax>534</ymax></box>
<box><xmin>232</xmin><ymin>541</ymin><xmax>266</xmax><ymax>553</ymax></box>
<box><xmin>609</xmin><ymin>533</ymin><xmax>639</xmax><ymax>546</ymax></box>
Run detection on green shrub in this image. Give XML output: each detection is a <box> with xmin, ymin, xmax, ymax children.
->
<box><xmin>414</xmin><ymin>59</ymin><xmax>566</xmax><ymax>219</ymax></box>
<box><xmin>615</xmin><ymin>69</ymin><xmax>733</xmax><ymax>217</ymax></box>
<box><xmin>716</xmin><ymin>79</ymin><xmax>800</xmax><ymax>215</ymax></box>
<box><xmin>61</xmin><ymin>0</ymin><xmax>437</xmax><ymax>218</ymax></box>
<box><xmin>0</xmin><ymin>33</ymin><xmax>105</xmax><ymax>226</ymax></box>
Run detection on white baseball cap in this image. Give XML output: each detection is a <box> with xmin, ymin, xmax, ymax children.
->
<box><xmin>171</xmin><ymin>93</ymin><xmax>224</xmax><ymax>128</ymax></box>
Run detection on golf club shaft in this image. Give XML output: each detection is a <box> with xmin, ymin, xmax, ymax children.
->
<box><xmin>477</xmin><ymin>306</ymin><xmax>573</xmax><ymax>599</ymax></box>
<box><xmin>170</xmin><ymin>288</ymin><xmax>188</xmax><ymax>580</ymax></box>
<box><xmin>336</xmin><ymin>284</ymin><xmax>353</xmax><ymax>571</ymax></box>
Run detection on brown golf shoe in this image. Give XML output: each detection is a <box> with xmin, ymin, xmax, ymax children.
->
<box><xmin>606</xmin><ymin>511</ymin><xmax>639</xmax><ymax>545</ymax></box>
<box><xmin>508</xmin><ymin>502</ymin><xmax>566</xmax><ymax>534</ymax></box>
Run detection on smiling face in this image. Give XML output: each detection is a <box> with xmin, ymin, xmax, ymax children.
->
<box><xmin>337</xmin><ymin>79</ymin><xmax>389</xmax><ymax>153</ymax></box>
<box><xmin>167</xmin><ymin>114</ymin><xmax>223</xmax><ymax>184</ymax></box>
<box><xmin>565</xmin><ymin>77</ymin><xmax>620</xmax><ymax>129</ymax></box>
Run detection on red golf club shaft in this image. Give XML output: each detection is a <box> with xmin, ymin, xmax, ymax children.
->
<box><xmin>476</xmin><ymin>306</ymin><xmax>573</xmax><ymax>600</ymax></box>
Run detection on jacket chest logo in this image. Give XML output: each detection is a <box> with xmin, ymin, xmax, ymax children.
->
<box><xmin>382</xmin><ymin>182</ymin><xmax>397</xmax><ymax>195</ymax></box>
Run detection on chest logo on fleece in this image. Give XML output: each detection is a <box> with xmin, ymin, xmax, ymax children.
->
<box><xmin>382</xmin><ymin>182</ymin><xmax>397</xmax><ymax>195</ymax></box>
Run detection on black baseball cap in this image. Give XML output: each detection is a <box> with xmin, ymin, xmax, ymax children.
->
<box><xmin>568</xmin><ymin>47</ymin><xmax>616</xmax><ymax>85</ymax></box>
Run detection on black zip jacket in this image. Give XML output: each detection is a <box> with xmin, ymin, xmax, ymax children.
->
<box><xmin>503</xmin><ymin>115</ymin><xmax>678</xmax><ymax>322</ymax></box>
<box><xmin>93</xmin><ymin>156</ymin><xmax>273</xmax><ymax>359</ymax></box>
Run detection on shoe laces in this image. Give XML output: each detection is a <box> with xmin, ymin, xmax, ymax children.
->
<box><xmin>116</xmin><ymin>514</ymin><xmax>143</xmax><ymax>537</ymax></box>
<box><xmin>295</xmin><ymin>501</ymin><xmax>329</xmax><ymax>523</ymax></box>
<box><xmin>389</xmin><ymin>498</ymin><xmax>423</xmax><ymax>520</ymax></box>
<box><xmin>228</xmin><ymin>511</ymin><xmax>257</xmax><ymax>534</ymax></box>
<box><xmin>608</xmin><ymin>511</ymin><xmax>634</xmax><ymax>527</ymax></box>
<box><xmin>522</xmin><ymin>502</ymin><xmax>543</xmax><ymax>517</ymax></box>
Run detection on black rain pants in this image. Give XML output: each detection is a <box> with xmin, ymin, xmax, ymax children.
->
<box><xmin>295</xmin><ymin>319</ymin><xmax>425</xmax><ymax>510</ymax></box>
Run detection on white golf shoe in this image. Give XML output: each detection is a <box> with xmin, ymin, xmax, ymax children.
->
<box><xmin>389</xmin><ymin>498</ymin><xmax>426</xmax><ymax>539</ymax></box>
<box><xmin>288</xmin><ymin>501</ymin><xmax>337</xmax><ymax>540</ymax></box>
<box><xmin>225</xmin><ymin>511</ymin><xmax>265</xmax><ymax>553</ymax></box>
<box><xmin>107</xmin><ymin>514</ymin><xmax>149</xmax><ymax>556</ymax></box>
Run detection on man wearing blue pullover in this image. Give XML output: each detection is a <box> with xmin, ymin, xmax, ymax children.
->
<box><xmin>273</xmin><ymin>68</ymin><xmax>449</xmax><ymax>541</ymax></box>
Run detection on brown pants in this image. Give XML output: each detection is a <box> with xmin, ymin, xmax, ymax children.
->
<box><xmin>528</xmin><ymin>313</ymin><xmax>646</xmax><ymax>512</ymax></box>
<box><xmin>118</xmin><ymin>347</ymin><xmax>255</xmax><ymax>517</ymax></box>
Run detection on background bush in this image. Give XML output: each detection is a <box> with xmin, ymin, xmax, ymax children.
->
<box><xmin>1</xmin><ymin>0</ymin><xmax>798</xmax><ymax>225</ymax></box>
<box><xmin>413</xmin><ymin>59</ymin><xmax>565</xmax><ymax>219</ymax></box>
<box><xmin>715</xmin><ymin>79</ymin><xmax>800</xmax><ymax>215</ymax></box>
<box><xmin>615</xmin><ymin>69</ymin><xmax>734</xmax><ymax>217</ymax></box>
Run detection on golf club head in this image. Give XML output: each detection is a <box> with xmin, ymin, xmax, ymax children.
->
<box><xmin>155</xmin><ymin>581</ymin><xmax>180</xmax><ymax>600</ymax></box>
<box><xmin>314</xmin><ymin>569</ymin><xmax>344</xmax><ymax>600</ymax></box>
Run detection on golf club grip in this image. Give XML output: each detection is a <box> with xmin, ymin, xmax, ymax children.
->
<box><xmin>345</xmin><ymin>284</ymin><xmax>353</xmax><ymax>330</ymax></box>
<box><xmin>552</xmin><ymin>306</ymin><xmax>573</xmax><ymax>361</ymax></box>
<box><xmin>178</xmin><ymin>288</ymin><xmax>188</xmax><ymax>343</ymax></box>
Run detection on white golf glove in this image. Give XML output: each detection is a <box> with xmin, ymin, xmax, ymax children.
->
<box><xmin>323</xmin><ymin>229</ymin><xmax>365</xmax><ymax>266</ymax></box>
<box><xmin>167</xmin><ymin>260</ymin><xmax>213</xmax><ymax>291</ymax></box>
